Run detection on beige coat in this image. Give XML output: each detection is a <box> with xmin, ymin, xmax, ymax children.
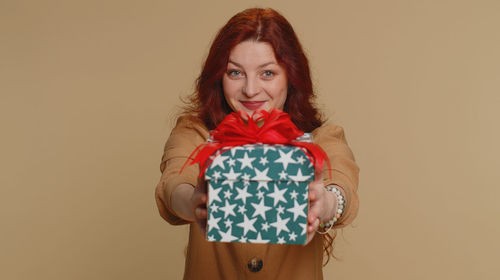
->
<box><xmin>155</xmin><ymin>115</ymin><xmax>359</xmax><ymax>279</ymax></box>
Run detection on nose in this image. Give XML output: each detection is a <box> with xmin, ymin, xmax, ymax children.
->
<box><xmin>243</xmin><ymin>76</ymin><xmax>260</xmax><ymax>97</ymax></box>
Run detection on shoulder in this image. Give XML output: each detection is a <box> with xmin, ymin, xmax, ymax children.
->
<box><xmin>170</xmin><ymin>114</ymin><xmax>210</xmax><ymax>140</ymax></box>
<box><xmin>164</xmin><ymin>114</ymin><xmax>209</xmax><ymax>158</ymax></box>
<box><xmin>160</xmin><ymin>114</ymin><xmax>209</xmax><ymax>172</ymax></box>
<box><xmin>311</xmin><ymin>124</ymin><xmax>347</xmax><ymax>143</ymax></box>
<box><xmin>174</xmin><ymin>114</ymin><xmax>208</xmax><ymax>131</ymax></box>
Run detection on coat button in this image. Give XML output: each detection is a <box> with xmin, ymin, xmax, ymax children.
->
<box><xmin>247</xmin><ymin>257</ymin><xmax>263</xmax><ymax>272</ymax></box>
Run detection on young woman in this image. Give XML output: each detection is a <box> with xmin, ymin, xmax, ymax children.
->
<box><xmin>155</xmin><ymin>8</ymin><xmax>359</xmax><ymax>279</ymax></box>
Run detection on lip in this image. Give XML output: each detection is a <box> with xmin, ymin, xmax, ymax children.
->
<box><xmin>240</xmin><ymin>101</ymin><xmax>266</xmax><ymax>110</ymax></box>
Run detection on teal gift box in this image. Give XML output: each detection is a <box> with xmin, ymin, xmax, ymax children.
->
<box><xmin>204</xmin><ymin>134</ymin><xmax>314</xmax><ymax>245</ymax></box>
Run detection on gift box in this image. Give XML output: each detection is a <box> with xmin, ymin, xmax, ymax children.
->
<box><xmin>204</xmin><ymin>133</ymin><xmax>315</xmax><ymax>245</ymax></box>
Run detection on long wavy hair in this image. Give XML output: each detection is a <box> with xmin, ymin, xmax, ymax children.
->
<box><xmin>186</xmin><ymin>8</ymin><xmax>323</xmax><ymax>132</ymax></box>
<box><xmin>185</xmin><ymin>8</ymin><xmax>335</xmax><ymax>264</ymax></box>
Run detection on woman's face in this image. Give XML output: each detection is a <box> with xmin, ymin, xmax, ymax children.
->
<box><xmin>222</xmin><ymin>41</ymin><xmax>288</xmax><ymax>116</ymax></box>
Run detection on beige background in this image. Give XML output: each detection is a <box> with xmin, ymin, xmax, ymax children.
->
<box><xmin>1</xmin><ymin>0</ymin><xmax>499</xmax><ymax>279</ymax></box>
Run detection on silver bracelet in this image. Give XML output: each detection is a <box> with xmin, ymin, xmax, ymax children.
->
<box><xmin>316</xmin><ymin>185</ymin><xmax>345</xmax><ymax>235</ymax></box>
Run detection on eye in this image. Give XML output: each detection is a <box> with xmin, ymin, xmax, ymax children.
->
<box><xmin>262</xmin><ymin>70</ymin><xmax>275</xmax><ymax>78</ymax></box>
<box><xmin>227</xmin><ymin>69</ymin><xmax>242</xmax><ymax>77</ymax></box>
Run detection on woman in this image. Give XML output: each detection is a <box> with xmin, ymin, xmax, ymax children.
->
<box><xmin>155</xmin><ymin>8</ymin><xmax>359</xmax><ymax>279</ymax></box>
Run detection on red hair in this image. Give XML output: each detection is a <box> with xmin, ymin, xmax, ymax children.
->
<box><xmin>187</xmin><ymin>8</ymin><xmax>324</xmax><ymax>132</ymax></box>
<box><xmin>185</xmin><ymin>8</ymin><xmax>334</xmax><ymax>264</ymax></box>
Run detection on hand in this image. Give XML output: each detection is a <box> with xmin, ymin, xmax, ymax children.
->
<box><xmin>191</xmin><ymin>176</ymin><xmax>208</xmax><ymax>235</ymax></box>
<box><xmin>304</xmin><ymin>171</ymin><xmax>338</xmax><ymax>245</ymax></box>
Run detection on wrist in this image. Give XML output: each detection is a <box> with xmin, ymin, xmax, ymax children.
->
<box><xmin>317</xmin><ymin>185</ymin><xmax>345</xmax><ymax>234</ymax></box>
<box><xmin>326</xmin><ymin>189</ymin><xmax>338</xmax><ymax>222</ymax></box>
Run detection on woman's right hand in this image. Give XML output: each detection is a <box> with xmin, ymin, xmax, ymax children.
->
<box><xmin>191</xmin><ymin>176</ymin><xmax>208</xmax><ymax>235</ymax></box>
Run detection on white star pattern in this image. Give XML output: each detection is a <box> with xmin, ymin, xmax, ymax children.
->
<box><xmin>204</xmin><ymin>138</ymin><xmax>316</xmax><ymax>245</ymax></box>
<box><xmin>221</xmin><ymin>180</ymin><xmax>235</xmax><ymax>190</ymax></box>
<box><xmin>212</xmin><ymin>171</ymin><xmax>221</xmax><ymax>181</ymax></box>
<box><xmin>210</xmin><ymin>154</ymin><xmax>229</xmax><ymax>170</ymax></box>
<box><xmin>224</xmin><ymin>218</ymin><xmax>233</xmax><ymax>229</ymax></box>
<box><xmin>238</xmin><ymin>205</ymin><xmax>246</xmax><ymax>214</ymax></box>
<box><xmin>219</xmin><ymin>227</ymin><xmax>238</xmax><ymax>242</ymax></box>
<box><xmin>208</xmin><ymin>184</ymin><xmax>222</xmax><ymax>204</ymax></box>
<box><xmin>261</xmin><ymin>222</ymin><xmax>270</xmax><ymax>231</ymax></box>
<box><xmin>299</xmin><ymin>222</ymin><xmax>307</xmax><ymax>235</ymax></box>
<box><xmin>276</xmin><ymin>204</ymin><xmax>285</xmax><ymax>215</ymax></box>
<box><xmin>207</xmin><ymin>213</ymin><xmax>221</xmax><ymax>232</ymax></box>
<box><xmin>274</xmin><ymin>150</ymin><xmax>297</xmax><ymax>170</ymax></box>
<box><xmin>222</xmin><ymin>167</ymin><xmax>241</xmax><ymax>189</ymax></box>
<box><xmin>296</xmin><ymin>156</ymin><xmax>306</xmax><ymax>165</ymax></box>
<box><xmin>257</xmin><ymin>181</ymin><xmax>269</xmax><ymax>191</ymax></box>
<box><xmin>237</xmin><ymin>152</ymin><xmax>256</xmax><ymax>170</ymax></box>
<box><xmin>256</xmin><ymin>190</ymin><xmax>264</xmax><ymax>200</ymax></box>
<box><xmin>235</xmin><ymin>185</ymin><xmax>252</xmax><ymax>204</ymax></box>
<box><xmin>287</xmin><ymin>199</ymin><xmax>307</xmax><ymax>221</ymax></box>
<box><xmin>219</xmin><ymin>200</ymin><xmax>236</xmax><ymax>219</ymax></box>
<box><xmin>236</xmin><ymin>214</ymin><xmax>258</xmax><ymax>236</ymax></box>
<box><xmin>210</xmin><ymin>203</ymin><xmax>219</xmax><ymax>213</ymax></box>
<box><xmin>223</xmin><ymin>189</ymin><xmax>232</xmax><ymax>199</ymax></box>
<box><xmin>288</xmin><ymin>169</ymin><xmax>312</xmax><ymax>186</ymax></box>
<box><xmin>271</xmin><ymin>214</ymin><xmax>290</xmax><ymax>235</ymax></box>
<box><xmin>278</xmin><ymin>170</ymin><xmax>288</xmax><ymax>180</ymax></box>
<box><xmin>259</xmin><ymin>156</ymin><xmax>269</xmax><ymax>166</ymax></box>
<box><xmin>253</xmin><ymin>167</ymin><xmax>271</xmax><ymax>191</ymax></box>
<box><xmin>266</xmin><ymin>184</ymin><xmax>287</xmax><ymax>206</ymax></box>
<box><xmin>251</xmin><ymin>198</ymin><xmax>272</xmax><ymax>220</ymax></box>
<box><xmin>252</xmin><ymin>167</ymin><xmax>272</xmax><ymax>181</ymax></box>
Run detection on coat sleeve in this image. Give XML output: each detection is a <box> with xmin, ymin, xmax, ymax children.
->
<box><xmin>312</xmin><ymin>125</ymin><xmax>360</xmax><ymax>228</ymax></box>
<box><xmin>154</xmin><ymin>115</ymin><xmax>209</xmax><ymax>225</ymax></box>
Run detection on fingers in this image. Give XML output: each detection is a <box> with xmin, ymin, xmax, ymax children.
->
<box><xmin>309</xmin><ymin>188</ymin><xmax>316</xmax><ymax>201</ymax></box>
<box><xmin>191</xmin><ymin>189</ymin><xmax>208</xmax><ymax>223</ymax></box>
<box><xmin>304</xmin><ymin>218</ymin><xmax>319</xmax><ymax>245</ymax></box>
<box><xmin>195</xmin><ymin>207</ymin><xmax>207</xmax><ymax>219</ymax></box>
<box><xmin>192</xmin><ymin>191</ymin><xmax>207</xmax><ymax>207</ymax></box>
<box><xmin>308</xmin><ymin>216</ymin><xmax>319</xmax><ymax>233</ymax></box>
<box><xmin>308</xmin><ymin>206</ymin><xmax>318</xmax><ymax>224</ymax></box>
<box><xmin>193</xmin><ymin>192</ymin><xmax>208</xmax><ymax>219</ymax></box>
<box><xmin>199</xmin><ymin>193</ymin><xmax>207</xmax><ymax>204</ymax></box>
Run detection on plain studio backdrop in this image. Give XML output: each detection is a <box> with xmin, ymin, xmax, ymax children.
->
<box><xmin>1</xmin><ymin>0</ymin><xmax>499</xmax><ymax>279</ymax></box>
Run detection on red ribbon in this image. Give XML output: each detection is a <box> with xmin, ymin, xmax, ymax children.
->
<box><xmin>181</xmin><ymin>109</ymin><xmax>332</xmax><ymax>179</ymax></box>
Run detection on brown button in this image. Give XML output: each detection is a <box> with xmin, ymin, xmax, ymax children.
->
<box><xmin>247</xmin><ymin>257</ymin><xmax>263</xmax><ymax>272</ymax></box>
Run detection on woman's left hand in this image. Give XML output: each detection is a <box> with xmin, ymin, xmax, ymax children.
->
<box><xmin>305</xmin><ymin>171</ymin><xmax>337</xmax><ymax>245</ymax></box>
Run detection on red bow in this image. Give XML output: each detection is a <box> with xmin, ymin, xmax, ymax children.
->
<box><xmin>181</xmin><ymin>109</ymin><xmax>332</xmax><ymax>178</ymax></box>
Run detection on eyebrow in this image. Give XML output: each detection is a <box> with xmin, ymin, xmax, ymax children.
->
<box><xmin>228</xmin><ymin>60</ymin><xmax>277</xmax><ymax>69</ymax></box>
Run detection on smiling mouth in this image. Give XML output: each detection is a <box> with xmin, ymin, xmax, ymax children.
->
<box><xmin>240</xmin><ymin>101</ymin><xmax>266</xmax><ymax>110</ymax></box>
